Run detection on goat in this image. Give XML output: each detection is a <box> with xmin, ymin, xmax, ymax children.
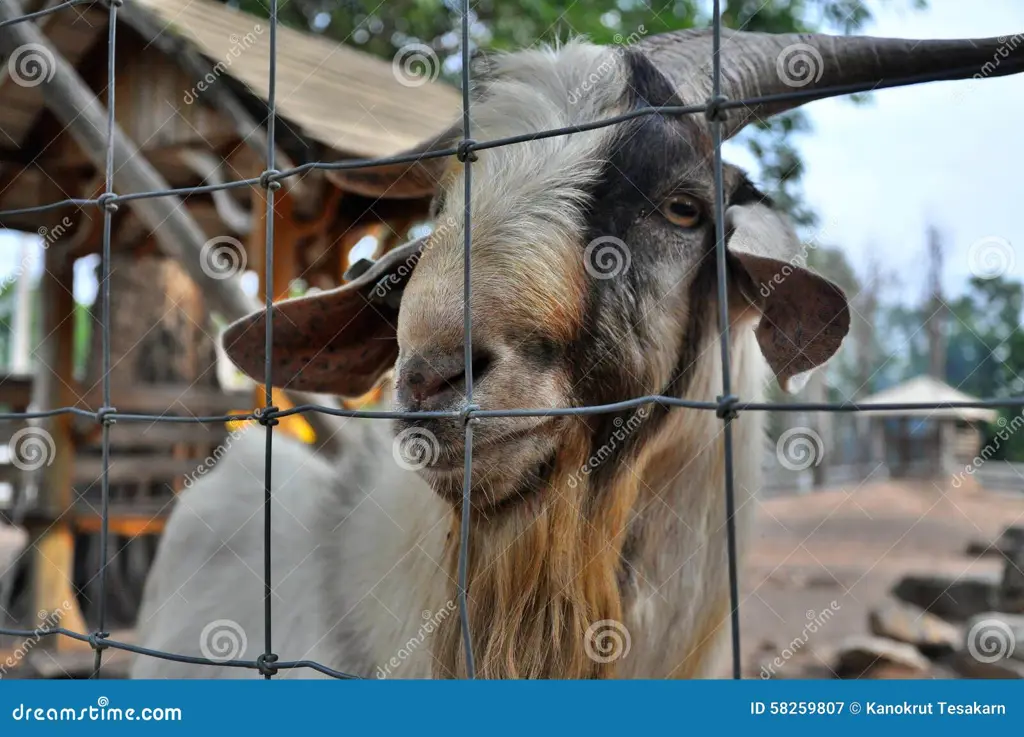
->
<box><xmin>132</xmin><ymin>29</ymin><xmax>1023</xmax><ymax>679</ymax></box>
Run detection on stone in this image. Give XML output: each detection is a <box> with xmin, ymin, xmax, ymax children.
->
<box><xmin>868</xmin><ymin>599</ymin><xmax>960</xmax><ymax>657</ymax></box>
<box><xmin>1000</xmin><ymin>548</ymin><xmax>1024</xmax><ymax>613</ymax></box>
<box><xmin>833</xmin><ymin>635</ymin><xmax>931</xmax><ymax>679</ymax></box>
<box><xmin>967</xmin><ymin>525</ymin><xmax>1024</xmax><ymax>558</ymax></box>
<box><xmin>962</xmin><ymin>612</ymin><xmax>1024</xmax><ymax>664</ymax></box>
<box><xmin>952</xmin><ymin>651</ymin><xmax>1024</xmax><ymax>679</ymax></box>
<box><xmin>892</xmin><ymin>573</ymin><xmax>1000</xmax><ymax>622</ymax></box>
<box><xmin>1000</xmin><ymin>525</ymin><xmax>1024</xmax><ymax>552</ymax></box>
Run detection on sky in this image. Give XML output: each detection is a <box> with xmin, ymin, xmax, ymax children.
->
<box><xmin>724</xmin><ymin>0</ymin><xmax>1024</xmax><ymax>303</ymax></box>
<box><xmin>1</xmin><ymin>0</ymin><xmax>1022</xmax><ymax>308</ymax></box>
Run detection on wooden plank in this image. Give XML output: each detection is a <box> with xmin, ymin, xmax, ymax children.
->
<box><xmin>73</xmin><ymin>514</ymin><xmax>167</xmax><ymax>537</ymax></box>
<box><xmin>73</xmin><ymin>418</ymin><xmax>232</xmax><ymax>450</ymax></box>
<box><xmin>73</xmin><ymin>456</ymin><xmax>208</xmax><ymax>486</ymax></box>
<box><xmin>79</xmin><ymin>384</ymin><xmax>252</xmax><ymax>416</ymax></box>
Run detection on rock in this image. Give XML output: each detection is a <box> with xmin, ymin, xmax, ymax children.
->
<box><xmin>965</xmin><ymin>540</ymin><xmax>994</xmax><ymax>557</ymax></box>
<box><xmin>892</xmin><ymin>573</ymin><xmax>1000</xmax><ymax>622</ymax></box>
<box><xmin>963</xmin><ymin>612</ymin><xmax>1024</xmax><ymax>664</ymax></box>
<box><xmin>833</xmin><ymin>635</ymin><xmax>931</xmax><ymax>679</ymax></box>
<box><xmin>868</xmin><ymin>600</ymin><xmax>960</xmax><ymax>657</ymax></box>
<box><xmin>1000</xmin><ymin>548</ymin><xmax>1024</xmax><ymax>613</ymax></box>
<box><xmin>964</xmin><ymin>526</ymin><xmax>1024</xmax><ymax>558</ymax></box>
<box><xmin>952</xmin><ymin>651</ymin><xmax>1024</xmax><ymax>679</ymax></box>
<box><xmin>1000</xmin><ymin>525</ymin><xmax>1024</xmax><ymax>552</ymax></box>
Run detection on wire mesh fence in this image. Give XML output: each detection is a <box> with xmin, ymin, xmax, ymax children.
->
<box><xmin>0</xmin><ymin>0</ymin><xmax>1020</xmax><ymax>681</ymax></box>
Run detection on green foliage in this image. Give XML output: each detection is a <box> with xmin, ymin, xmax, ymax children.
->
<box><xmin>222</xmin><ymin>0</ymin><xmax>924</xmax><ymax>224</ymax></box>
<box><xmin>877</xmin><ymin>275</ymin><xmax>1024</xmax><ymax>461</ymax></box>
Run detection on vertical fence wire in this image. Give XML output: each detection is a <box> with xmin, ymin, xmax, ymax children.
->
<box><xmin>0</xmin><ymin>0</ymin><xmax>1021</xmax><ymax>681</ymax></box>
<box><xmin>260</xmin><ymin>0</ymin><xmax>280</xmax><ymax>681</ymax></box>
<box><xmin>456</xmin><ymin>0</ymin><xmax>477</xmax><ymax>679</ymax></box>
<box><xmin>709</xmin><ymin>0</ymin><xmax>744</xmax><ymax>680</ymax></box>
<box><xmin>91</xmin><ymin>0</ymin><xmax>119</xmax><ymax>680</ymax></box>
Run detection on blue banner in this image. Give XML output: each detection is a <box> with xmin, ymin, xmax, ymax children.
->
<box><xmin>0</xmin><ymin>680</ymin><xmax>1020</xmax><ymax>734</ymax></box>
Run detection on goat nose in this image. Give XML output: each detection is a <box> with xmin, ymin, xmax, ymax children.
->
<box><xmin>397</xmin><ymin>351</ymin><xmax>486</xmax><ymax>410</ymax></box>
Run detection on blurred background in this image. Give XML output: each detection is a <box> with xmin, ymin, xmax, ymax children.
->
<box><xmin>0</xmin><ymin>0</ymin><xmax>1021</xmax><ymax>678</ymax></box>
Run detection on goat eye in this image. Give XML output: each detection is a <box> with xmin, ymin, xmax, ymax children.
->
<box><xmin>660</xmin><ymin>196</ymin><xmax>702</xmax><ymax>228</ymax></box>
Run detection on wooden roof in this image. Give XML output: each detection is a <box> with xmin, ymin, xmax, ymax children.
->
<box><xmin>131</xmin><ymin>0</ymin><xmax>460</xmax><ymax>158</ymax></box>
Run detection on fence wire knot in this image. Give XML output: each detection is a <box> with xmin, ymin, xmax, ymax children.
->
<box><xmin>88</xmin><ymin>631</ymin><xmax>110</xmax><ymax>652</ymax></box>
<box><xmin>259</xmin><ymin>169</ymin><xmax>282</xmax><ymax>191</ymax></box>
<box><xmin>96</xmin><ymin>192</ymin><xmax>119</xmax><ymax>213</ymax></box>
<box><xmin>456</xmin><ymin>139</ymin><xmax>478</xmax><ymax>162</ymax></box>
<box><xmin>715</xmin><ymin>394</ymin><xmax>739</xmax><ymax>421</ymax></box>
<box><xmin>256</xmin><ymin>652</ymin><xmax>279</xmax><ymax>677</ymax></box>
<box><xmin>460</xmin><ymin>403</ymin><xmax>480</xmax><ymax>426</ymax></box>
<box><xmin>704</xmin><ymin>95</ymin><xmax>730</xmax><ymax>123</ymax></box>
<box><xmin>96</xmin><ymin>406</ymin><xmax>117</xmax><ymax>425</ymax></box>
<box><xmin>255</xmin><ymin>406</ymin><xmax>280</xmax><ymax>427</ymax></box>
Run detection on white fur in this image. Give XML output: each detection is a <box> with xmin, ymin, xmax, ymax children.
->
<box><xmin>131</xmin><ymin>324</ymin><xmax>768</xmax><ymax>679</ymax></box>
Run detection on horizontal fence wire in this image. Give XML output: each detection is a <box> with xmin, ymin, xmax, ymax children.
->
<box><xmin>0</xmin><ymin>0</ymin><xmax>1022</xmax><ymax>681</ymax></box>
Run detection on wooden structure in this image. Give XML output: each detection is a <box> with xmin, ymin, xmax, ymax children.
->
<box><xmin>857</xmin><ymin>375</ymin><xmax>998</xmax><ymax>479</ymax></box>
<box><xmin>0</xmin><ymin>0</ymin><xmax>458</xmax><ymax>670</ymax></box>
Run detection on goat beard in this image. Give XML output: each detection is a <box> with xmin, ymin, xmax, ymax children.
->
<box><xmin>431</xmin><ymin>425</ymin><xmax>641</xmax><ymax>679</ymax></box>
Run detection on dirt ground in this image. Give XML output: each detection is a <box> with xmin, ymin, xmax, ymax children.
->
<box><xmin>2</xmin><ymin>480</ymin><xmax>1021</xmax><ymax>679</ymax></box>
<box><xmin>741</xmin><ymin>480</ymin><xmax>1024</xmax><ymax>678</ymax></box>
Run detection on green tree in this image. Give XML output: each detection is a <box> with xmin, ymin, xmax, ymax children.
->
<box><xmin>222</xmin><ymin>0</ymin><xmax>924</xmax><ymax>225</ymax></box>
<box><xmin>877</xmin><ymin>274</ymin><xmax>1024</xmax><ymax>460</ymax></box>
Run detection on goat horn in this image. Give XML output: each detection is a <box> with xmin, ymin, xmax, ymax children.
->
<box><xmin>640</xmin><ymin>29</ymin><xmax>1024</xmax><ymax>137</ymax></box>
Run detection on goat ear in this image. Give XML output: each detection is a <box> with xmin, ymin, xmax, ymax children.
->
<box><xmin>324</xmin><ymin>123</ymin><xmax>461</xmax><ymax>200</ymax></box>
<box><xmin>222</xmin><ymin>238</ymin><xmax>426</xmax><ymax>397</ymax></box>
<box><xmin>725</xmin><ymin>201</ymin><xmax>850</xmax><ymax>393</ymax></box>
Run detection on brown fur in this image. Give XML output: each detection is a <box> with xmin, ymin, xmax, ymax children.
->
<box><xmin>433</xmin><ymin>423</ymin><xmax>643</xmax><ymax>678</ymax></box>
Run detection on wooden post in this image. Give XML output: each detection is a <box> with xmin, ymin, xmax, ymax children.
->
<box><xmin>26</xmin><ymin>251</ymin><xmax>89</xmax><ymax>650</ymax></box>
